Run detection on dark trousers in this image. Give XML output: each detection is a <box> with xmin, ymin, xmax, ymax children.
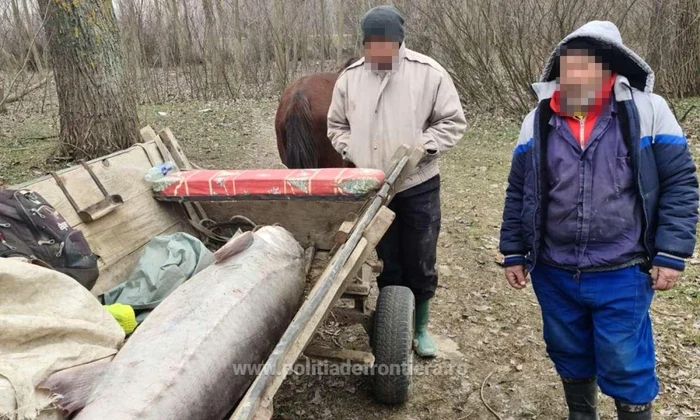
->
<box><xmin>376</xmin><ymin>176</ymin><xmax>441</xmax><ymax>304</ymax></box>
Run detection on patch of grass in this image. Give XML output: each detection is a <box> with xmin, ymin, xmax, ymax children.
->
<box><xmin>136</xmin><ymin>98</ymin><xmax>279</xmax><ymax>170</ymax></box>
<box><xmin>658</xmin><ymin>277</ymin><xmax>700</xmax><ymax>305</ymax></box>
<box><xmin>1</xmin><ymin>98</ymin><xmax>281</xmax><ymax>186</ymax></box>
<box><xmin>0</xmin><ymin>114</ymin><xmax>61</xmax><ymax>185</ymax></box>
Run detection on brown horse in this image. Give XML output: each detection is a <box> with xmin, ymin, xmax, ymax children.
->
<box><xmin>275</xmin><ymin>58</ymin><xmax>359</xmax><ymax>169</ymax></box>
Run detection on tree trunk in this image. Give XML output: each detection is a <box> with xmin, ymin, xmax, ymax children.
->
<box><xmin>233</xmin><ymin>0</ymin><xmax>242</xmax><ymax>45</ymax></box>
<box><xmin>37</xmin><ymin>0</ymin><xmax>139</xmax><ymax>159</ymax></box>
<box><xmin>337</xmin><ymin>0</ymin><xmax>344</xmax><ymax>67</ymax></box>
<box><xmin>0</xmin><ymin>73</ymin><xmax>6</xmax><ymax>113</ymax></box>
<box><xmin>232</xmin><ymin>0</ymin><xmax>242</xmax><ymax>75</ymax></box>
<box><xmin>646</xmin><ymin>0</ymin><xmax>668</xmax><ymax>76</ymax></box>
<box><xmin>675</xmin><ymin>0</ymin><xmax>700</xmax><ymax>96</ymax></box>
<box><xmin>153</xmin><ymin>0</ymin><xmax>169</xmax><ymax>100</ymax></box>
<box><xmin>202</xmin><ymin>0</ymin><xmax>219</xmax><ymax>87</ymax></box>
<box><xmin>22</xmin><ymin>0</ymin><xmax>44</xmax><ymax>73</ymax></box>
<box><xmin>319</xmin><ymin>0</ymin><xmax>328</xmax><ymax>59</ymax></box>
<box><xmin>271</xmin><ymin>0</ymin><xmax>288</xmax><ymax>89</ymax></box>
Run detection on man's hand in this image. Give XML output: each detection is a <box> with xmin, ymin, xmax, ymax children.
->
<box><xmin>505</xmin><ymin>265</ymin><xmax>529</xmax><ymax>289</ymax></box>
<box><xmin>651</xmin><ymin>266</ymin><xmax>681</xmax><ymax>291</ymax></box>
<box><xmin>417</xmin><ymin>148</ymin><xmax>438</xmax><ymax>166</ymax></box>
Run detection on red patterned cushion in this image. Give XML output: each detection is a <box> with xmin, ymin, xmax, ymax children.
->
<box><xmin>153</xmin><ymin>168</ymin><xmax>386</xmax><ymax>201</ymax></box>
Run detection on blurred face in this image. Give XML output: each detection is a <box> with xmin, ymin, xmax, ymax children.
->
<box><xmin>559</xmin><ymin>49</ymin><xmax>610</xmax><ymax>114</ymax></box>
<box><xmin>364</xmin><ymin>38</ymin><xmax>400</xmax><ymax>71</ymax></box>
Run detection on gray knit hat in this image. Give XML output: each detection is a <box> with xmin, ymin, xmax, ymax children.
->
<box><xmin>361</xmin><ymin>5</ymin><xmax>405</xmax><ymax>44</ymax></box>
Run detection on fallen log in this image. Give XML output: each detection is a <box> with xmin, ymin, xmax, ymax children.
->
<box><xmin>0</xmin><ymin>73</ymin><xmax>51</xmax><ymax>108</ymax></box>
<box><xmin>75</xmin><ymin>225</ymin><xmax>305</xmax><ymax>420</ymax></box>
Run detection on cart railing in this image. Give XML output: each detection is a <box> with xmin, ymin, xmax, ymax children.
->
<box><xmin>230</xmin><ymin>145</ymin><xmax>422</xmax><ymax>420</ymax></box>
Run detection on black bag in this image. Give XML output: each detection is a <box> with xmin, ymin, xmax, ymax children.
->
<box><xmin>0</xmin><ymin>189</ymin><xmax>99</xmax><ymax>289</ymax></box>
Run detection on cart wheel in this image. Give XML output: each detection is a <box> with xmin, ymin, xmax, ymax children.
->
<box><xmin>372</xmin><ymin>285</ymin><xmax>414</xmax><ymax>405</ymax></box>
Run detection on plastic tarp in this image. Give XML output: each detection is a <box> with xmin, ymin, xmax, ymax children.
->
<box><xmin>101</xmin><ymin>232</ymin><xmax>214</xmax><ymax>322</ymax></box>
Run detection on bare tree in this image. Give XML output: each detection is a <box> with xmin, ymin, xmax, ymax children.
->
<box><xmin>336</xmin><ymin>0</ymin><xmax>344</xmax><ymax>67</ymax></box>
<box><xmin>0</xmin><ymin>0</ymin><xmax>696</xmax><ymax>114</ymax></box>
<box><xmin>38</xmin><ymin>0</ymin><xmax>139</xmax><ymax>159</ymax></box>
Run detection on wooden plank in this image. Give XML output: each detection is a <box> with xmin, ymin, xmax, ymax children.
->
<box><xmin>16</xmin><ymin>143</ymin><xmax>165</xmax><ymax>228</ymax></box>
<box><xmin>83</xmin><ymin>191</ymin><xmax>185</xmax><ymax>269</ymax></box>
<box><xmin>383</xmin><ymin>144</ymin><xmax>411</xmax><ymax>176</ymax></box>
<box><xmin>252</xmin><ymin>405</ymin><xmax>272</xmax><ymax>420</ymax></box>
<box><xmin>231</xmin><ymin>204</ymin><xmax>395</xmax><ymax>419</ymax></box>
<box><xmin>343</xmin><ymin>264</ymin><xmax>373</xmax><ymax>297</ymax></box>
<box><xmin>232</xmin><ymin>237</ymin><xmax>369</xmax><ymax>420</ymax></box>
<box><xmin>158</xmin><ymin>127</ymin><xmax>207</xmax><ymax>222</ymax></box>
<box><xmin>91</xmin><ymin>220</ymin><xmax>193</xmax><ymax>296</ymax></box>
<box><xmin>389</xmin><ymin>146</ymin><xmax>424</xmax><ymax>200</ymax></box>
<box><xmin>139</xmin><ymin>126</ymin><xmax>160</xmax><ymax>143</ymax></box>
<box><xmin>330</xmin><ymin>307</ymin><xmax>374</xmax><ymax>332</ymax></box>
<box><xmin>13</xmin><ymin>143</ymin><xmax>191</xmax><ymax>296</ymax></box>
<box><xmin>370</xmin><ymin>260</ymin><xmax>384</xmax><ymax>274</ymax></box>
<box><xmin>202</xmin><ymin>201</ymin><xmax>364</xmax><ymax>251</ymax></box>
<box><xmin>363</xmin><ymin>206</ymin><xmax>394</xmax><ymax>246</ymax></box>
<box><xmin>359</xmin><ymin>263</ymin><xmax>373</xmax><ymax>282</ymax></box>
<box><xmin>303</xmin><ymin>246</ymin><xmax>316</xmax><ymax>276</ymax></box>
<box><xmin>232</xmin><ymin>155</ymin><xmax>413</xmax><ymax>419</ymax></box>
<box><xmin>159</xmin><ymin>127</ymin><xmax>193</xmax><ymax>170</ymax></box>
<box><xmin>304</xmin><ymin>346</ymin><xmax>375</xmax><ymax>365</ymax></box>
<box><xmin>258</xmin><ymin>236</ymin><xmax>375</xmax><ymax>405</ymax></box>
<box><xmin>343</xmin><ymin>282</ymin><xmax>370</xmax><ymax>296</ymax></box>
<box><xmin>333</xmin><ymin>217</ymin><xmax>357</xmax><ymax>245</ymax></box>
<box><xmin>153</xmin><ymin>133</ymin><xmax>175</xmax><ymax>165</ymax></box>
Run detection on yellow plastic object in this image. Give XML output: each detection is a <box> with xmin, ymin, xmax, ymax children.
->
<box><xmin>104</xmin><ymin>303</ymin><xmax>137</xmax><ymax>335</ymax></box>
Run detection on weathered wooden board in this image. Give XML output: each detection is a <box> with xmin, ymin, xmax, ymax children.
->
<box><xmin>304</xmin><ymin>346</ymin><xmax>375</xmax><ymax>365</ymax></box>
<box><xmin>83</xmin><ymin>191</ymin><xmax>185</xmax><ymax>268</ymax></box>
<box><xmin>231</xmin><ymin>205</ymin><xmax>395</xmax><ymax>418</ymax></box>
<box><xmin>139</xmin><ymin>126</ymin><xmax>160</xmax><ymax>143</ymax></box>
<box><xmin>202</xmin><ymin>201</ymin><xmax>364</xmax><ymax>251</ymax></box>
<box><xmin>157</xmin><ymin>126</ymin><xmax>206</xmax><ymax>223</ymax></box>
<box><xmin>91</xmin><ymin>221</ymin><xmax>191</xmax><ymax>296</ymax></box>
<box><xmin>15</xmin><ymin>143</ymin><xmax>165</xmax><ymax>227</ymax></box>
<box><xmin>13</xmin><ymin>142</ymin><xmax>193</xmax><ymax>295</ymax></box>
<box><xmin>256</xmin><ymin>237</ymin><xmax>370</xmax><ymax>411</ymax></box>
<box><xmin>158</xmin><ymin>127</ymin><xmax>192</xmax><ymax>170</ymax></box>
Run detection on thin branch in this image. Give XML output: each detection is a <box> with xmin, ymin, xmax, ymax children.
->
<box><xmin>1</xmin><ymin>73</ymin><xmax>51</xmax><ymax>104</ymax></box>
<box><xmin>679</xmin><ymin>105</ymin><xmax>696</xmax><ymax>123</ymax></box>
<box><xmin>0</xmin><ymin>5</ymin><xmax>50</xmax><ymax>108</ymax></box>
<box><xmin>480</xmin><ymin>371</ymin><xmax>502</xmax><ymax>420</ymax></box>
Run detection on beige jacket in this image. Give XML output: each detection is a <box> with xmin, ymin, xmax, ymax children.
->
<box><xmin>327</xmin><ymin>45</ymin><xmax>467</xmax><ymax>192</ymax></box>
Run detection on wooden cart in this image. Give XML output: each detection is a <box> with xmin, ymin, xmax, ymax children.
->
<box><xmin>13</xmin><ymin>126</ymin><xmax>423</xmax><ymax>420</ymax></box>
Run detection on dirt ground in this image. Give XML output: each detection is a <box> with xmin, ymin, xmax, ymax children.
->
<box><xmin>1</xmin><ymin>80</ymin><xmax>699</xmax><ymax>419</ymax></box>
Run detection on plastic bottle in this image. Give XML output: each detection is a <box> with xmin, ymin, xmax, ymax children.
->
<box><xmin>144</xmin><ymin>161</ymin><xmax>177</xmax><ymax>183</ymax></box>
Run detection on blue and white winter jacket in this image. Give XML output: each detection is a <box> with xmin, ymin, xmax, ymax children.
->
<box><xmin>499</xmin><ymin>21</ymin><xmax>699</xmax><ymax>272</ymax></box>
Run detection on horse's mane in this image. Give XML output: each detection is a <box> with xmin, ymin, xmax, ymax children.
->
<box><xmin>340</xmin><ymin>57</ymin><xmax>360</xmax><ymax>72</ymax></box>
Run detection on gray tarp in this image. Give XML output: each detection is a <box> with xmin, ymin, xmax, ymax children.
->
<box><xmin>101</xmin><ymin>232</ymin><xmax>214</xmax><ymax>322</ymax></box>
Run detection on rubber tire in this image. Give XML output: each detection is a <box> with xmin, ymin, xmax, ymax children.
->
<box><xmin>372</xmin><ymin>285</ymin><xmax>414</xmax><ymax>405</ymax></box>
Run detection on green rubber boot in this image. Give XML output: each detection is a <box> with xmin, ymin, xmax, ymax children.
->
<box><xmin>414</xmin><ymin>300</ymin><xmax>437</xmax><ymax>358</ymax></box>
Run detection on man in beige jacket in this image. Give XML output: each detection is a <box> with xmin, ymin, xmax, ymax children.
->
<box><xmin>327</xmin><ymin>5</ymin><xmax>466</xmax><ymax>357</ymax></box>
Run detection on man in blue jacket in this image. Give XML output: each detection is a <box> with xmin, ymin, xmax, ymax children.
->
<box><xmin>499</xmin><ymin>21</ymin><xmax>698</xmax><ymax>419</ymax></box>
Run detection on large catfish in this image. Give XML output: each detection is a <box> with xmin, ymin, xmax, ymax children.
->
<box><xmin>75</xmin><ymin>225</ymin><xmax>305</xmax><ymax>419</ymax></box>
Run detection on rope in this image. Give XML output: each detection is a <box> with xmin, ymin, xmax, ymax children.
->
<box><xmin>189</xmin><ymin>215</ymin><xmax>260</xmax><ymax>244</ymax></box>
